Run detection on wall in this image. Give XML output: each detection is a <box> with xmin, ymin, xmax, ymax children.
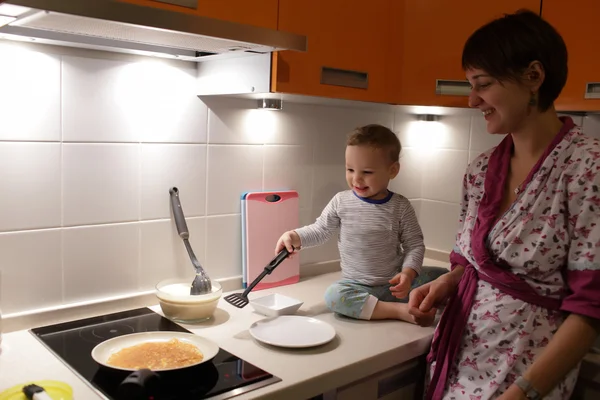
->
<box><xmin>0</xmin><ymin>42</ymin><xmax>397</xmax><ymax>315</ymax></box>
<box><xmin>2</xmin><ymin>41</ymin><xmax>599</xmax><ymax>316</ymax></box>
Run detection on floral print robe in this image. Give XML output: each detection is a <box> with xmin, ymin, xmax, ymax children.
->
<box><xmin>426</xmin><ymin>117</ymin><xmax>600</xmax><ymax>400</ymax></box>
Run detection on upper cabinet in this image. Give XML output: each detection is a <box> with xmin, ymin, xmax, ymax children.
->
<box><xmin>272</xmin><ymin>0</ymin><xmax>397</xmax><ymax>103</ymax></box>
<box><xmin>542</xmin><ymin>0</ymin><xmax>600</xmax><ymax>112</ymax></box>
<box><xmin>394</xmin><ymin>1</ymin><xmax>541</xmax><ymax>107</ymax></box>
<box><xmin>119</xmin><ymin>0</ymin><xmax>279</xmax><ymax>29</ymax></box>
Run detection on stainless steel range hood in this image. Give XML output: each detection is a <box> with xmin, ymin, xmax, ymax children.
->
<box><xmin>0</xmin><ymin>0</ymin><xmax>307</xmax><ymax>61</ymax></box>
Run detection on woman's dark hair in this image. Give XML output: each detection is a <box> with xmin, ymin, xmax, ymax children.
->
<box><xmin>462</xmin><ymin>9</ymin><xmax>568</xmax><ymax>111</ymax></box>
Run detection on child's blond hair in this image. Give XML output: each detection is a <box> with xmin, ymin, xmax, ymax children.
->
<box><xmin>346</xmin><ymin>124</ymin><xmax>401</xmax><ymax>163</ymax></box>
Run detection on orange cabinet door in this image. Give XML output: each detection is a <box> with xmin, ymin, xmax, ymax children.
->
<box><xmin>543</xmin><ymin>0</ymin><xmax>600</xmax><ymax>112</ymax></box>
<box><xmin>396</xmin><ymin>1</ymin><xmax>541</xmax><ymax>107</ymax></box>
<box><xmin>273</xmin><ymin>0</ymin><xmax>397</xmax><ymax>103</ymax></box>
<box><xmin>120</xmin><ymin>0</ymin><xmax>279</xmax><ymax>30</ymax></box>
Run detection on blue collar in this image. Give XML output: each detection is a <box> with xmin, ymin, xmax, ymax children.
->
<box><xmin>353</xmin><ymin>190</ymin><xmax>394</xmax><ymax>204</ymax></box>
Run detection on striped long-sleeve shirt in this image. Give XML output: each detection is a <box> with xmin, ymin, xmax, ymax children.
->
<box><xmin>296</xmin><ymin>190</ymin><xmax>425</xmax><ymax>286</ymax></box>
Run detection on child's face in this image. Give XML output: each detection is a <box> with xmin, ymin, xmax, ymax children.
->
<box><xmin>345</xmin><ymin>145</ymin><xmax>399</xmax><ymax>200</ymax></box>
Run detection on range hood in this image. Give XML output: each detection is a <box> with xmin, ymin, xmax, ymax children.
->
<box><xmin>0</xmin><ymin>0</ymin><xmax>307</xmax><ymax>61</ymax></box>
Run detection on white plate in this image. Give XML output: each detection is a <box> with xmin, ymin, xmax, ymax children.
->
<box><xmin>91</xmin><ymin>331</ymin><xmax>219</xmax><ymax>372</ymax></box>
<box><xmin>249</xmin><ymin>316</ymin><xmax>336</xmax><ymax>348</ymax></box>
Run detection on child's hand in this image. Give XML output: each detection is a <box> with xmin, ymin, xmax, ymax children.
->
<box><xmin>389</xmin><ymin>272</ymin><xmax>412</xmax><ymax>299</ymax></box>
<box><xmin>275</xmin><ymin>230</ymin><xmax>301</xmax><ymax>256</ymax></box>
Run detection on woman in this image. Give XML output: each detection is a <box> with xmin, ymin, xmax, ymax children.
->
<box><xmin>407</xmin><ymin>9</ymin><xmax>600</xmax><ymax>400</ymax></box>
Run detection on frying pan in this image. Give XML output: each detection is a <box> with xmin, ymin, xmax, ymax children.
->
<box><xmin>91</xmin><ymin>331</ymin><xmax>219</xmax><ymax>372</ymax></box>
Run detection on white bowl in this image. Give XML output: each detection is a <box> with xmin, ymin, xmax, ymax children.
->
<box><xmin>156</xmin><ymin>278</ymin><xmax>222</xmax><ymax>323</ymax></box>
<box><xmin>250</xmin><ymin>293</ymin><xmax>303</xmax><ymax>317</ymax></box>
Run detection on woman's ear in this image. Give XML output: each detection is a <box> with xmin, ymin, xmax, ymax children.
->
<box><xmin>523</xmin><ymin>60</ymin><xmax>545</xmax><ymax>92</ymax></box>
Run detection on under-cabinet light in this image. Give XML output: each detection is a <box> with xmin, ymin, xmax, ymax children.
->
<box><xmin>416</xmin><ymin>114</ymin><xmax>440</xmax><ymax>122</ymax></box>
<box><xmin>257</xmin><ymin>98</ymin><xmax>282</xmax><ymax>111</ymax></box>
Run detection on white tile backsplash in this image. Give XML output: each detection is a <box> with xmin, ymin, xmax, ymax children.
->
<box><xmin>395</xmin><ymin>110</ymin><xmax>472</xmax><ymax>151</ymax></box>
<box><xmin>206</xmin><ymin>145</ymin><xmax>264</xmax><ymax>215</ymax></box>
<box><xmin>469</xmin><ymin>114</ymin><xmax>506</xmax><ymax>152</ymax></box>
<box><xmin>139</xmin><ymin>217</ymin><xmax>206</xmax><ymax>290</ymax></box>
<box><xmin>62</xmin><ymin>55</ymin><xmax>207</xmax><ymax>143</ymax></box>
<box><xmin>0</xmin><ymin>229</ymin><xmax>62</xmax><ymax>314</ymax></box>
<box><xmin>263</xmin><ymin>145</ymin><xmax>313</xmax><ymax>209</ymax></box>
<box><xmin>311</xmin><ymin>166</ymin><xmax>348</xmax><ymax>212</ymax></box>
<box><xmin>204</xmin><ymin>214</ymin><xmax>243</xmax><ymax>279</ymax></box>
<box><xmin>0</xmin><ymin>143</ymin><xmax>61</xmax><ymax>232</ymax></box>
<box><xmin>582</xmin><ymin>115</ymin><xmax>600</xmax><ymax>139</ymax></box>
<box><xmin>2</xmin><ymin>42</ymin><xmax>597</xmax><ymax>315</ymax></box>
<box><xmin>419</xmin><ymin>200</ymin><xmax>461</xmax><ymax>252</ymax></box>
<box><xmin>63</xmin><ymin>223</ymin><xmax>140</xmax><ymax>303</ymax></box>
<box><xmin>206</xmin><ymin>97</ymin><xmax>265</xmax><ymax>145</ymax></box>
<box><xmin>62</xmin><ymin>144</ymin><xmax>140</xmax><ymax>226</ymax></box>
<box><xmin>390</xmin><ymin>148</ymin><xmax>423</xmax><ymax>200</ymax></box>
<box><xmin>140</xmin><ymin>144</ymin><xmax>206</xmax><ymax>220</ymax></box>
<box><xmin>0</xmin><ymin>44</ymin><xmax>61</xmax><ymax>142</ymax></box>
<box><xmin>421</xmin><ymin>149</ymin><xmax>469</xmax><ymax>203</ymax></box>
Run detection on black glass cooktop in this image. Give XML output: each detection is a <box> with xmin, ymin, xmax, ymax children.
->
<box><xmin>30</xmin><ymin>308</ymin><xmax>280</xmax><ymax>400</ymax></box>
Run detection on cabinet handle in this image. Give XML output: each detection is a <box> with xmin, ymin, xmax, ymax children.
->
<box><xmin>320</xmin><ymin>67</ymin><xmax>369</xmax><ymax>89</ymax></box>
<box><xmin>585</xmin><ymin>82</ymin><xmax>600</xmax><ymax>99</ymax></box>
<box><xmin>151</xmin><ymin>0</ymin><xmax>197</xmax><ymax>9</ymax></box>
<box><xmin>435</xmin><ymin>79</ymin><xmax>471</xmax><ymax>96</ymax></box>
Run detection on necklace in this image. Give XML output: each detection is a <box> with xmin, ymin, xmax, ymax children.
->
<box><xmin>514</xmin><ymin>178</ymin><xmax>528</xmax><ymax>194</ymax></box>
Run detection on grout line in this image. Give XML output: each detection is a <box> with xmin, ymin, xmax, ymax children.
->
<box><xmin>0</xmin><ymin>140</ymin><xmax>206</xmax><ymax>145</ymax></box>
<box><xmin>137</xmin><ymin>140</ymin><xmax>142</xmax><ymax>290</ymax></box>
<box><xmin>261</xmin><ymin>144</ymin><xmax>266</xmax><ymax>191</ymax></box>
<box><xmin>467</xmin><ymin>115</ymin><xmax>473</xmax><ymax>155</ymax></box>
<box><xmin>59</xmin><ymin>141</ymin><xmax>205</xmax><ymax>145</ymax></box>
<box><xmin>137</xmin><ymin>143</ymin><xmax>142</xmax><ymax>221</ymax></box>
<box><xmin>137</xmin><ymin>220</ymin><xmax>142</xmax><ymax>291</ymax></box>
<box><xmin>60</xmin><ymin>228</ymin><xmax>65</xmax><ymax>304</ymax></box>
<box><xmin>0</xmin><ymin>219</ymin><xmax>176</xmax><ymax>236</ymax></box>
<box><xmin>307</xmin><ymin>129</ymin><xmax>317</xmax><ymax>219</ymax></box>
<box><xmin>204</xmin><ymin>113</ymin><xmax>209</xmax><ymax>264</ymax></box>
<box><xmin>59</xmin><ymin>54</ymin><xmax>65</xmax><ymax>228</ymax></box>
<box><xmin>0</xmin><ymin>214</ymin><xmax>233</xmax><ymax>235</ymax></box>
<box><xmin>204</xmin><ymin>213</ymin><xmax>240</xmax><ymax>219</ymax></box>
<box><xmin>59</xmin><ymin>54</ymin><xmax>66</xmax><ymax>304</ymax></box>
<box><xmin>420</xmin><ymin>198</ymin><xmax>461</xmax><ymax>206</ymax></box>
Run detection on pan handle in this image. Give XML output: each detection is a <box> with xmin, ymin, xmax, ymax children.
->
<box><xmin>118</xmin><ymin>369</ymin><xmax>160</xmax><ymax>400</ymax></box>
<box><xmin>169</xmin><ymin>187</ymin><xmax>189</xmax><ymax>239</ymax></box>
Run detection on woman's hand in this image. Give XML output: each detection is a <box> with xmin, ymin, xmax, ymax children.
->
<box><xmin>496</xmin><ymin>385</ymin><xmax>527</xmax><ymax>400</ymax></box>
<box><xmin>407</xmin><ymin>269</ymin><xmax>461</xmax><ymax>326</ymax></box>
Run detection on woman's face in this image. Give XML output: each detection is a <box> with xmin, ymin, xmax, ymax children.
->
<box><xmin>466</xmin><ymin>68</ymin><xmax>533</xmax><ymax>135</ymax></box>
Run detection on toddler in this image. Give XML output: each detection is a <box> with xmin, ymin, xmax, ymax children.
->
<box><xmin>275</xmin><ymin>124</ymin><xmax>446</xmax><ymax>324</ymax></box>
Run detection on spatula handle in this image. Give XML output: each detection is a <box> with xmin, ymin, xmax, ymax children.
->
<box><xmin>242</xmin><ymin>247</ymin><xmax>292</xmax><ymax>297</ymax></box>
<box><xmin>169</xmin><ymin>187</ymin><xmax>189</xmax><ymax>239</ymax></box>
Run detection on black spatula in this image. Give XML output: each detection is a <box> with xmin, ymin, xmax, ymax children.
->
<box><xmin>225</xmin><ymin>247</ymin><xmax>292</xmax><ymax>308</ymax></box>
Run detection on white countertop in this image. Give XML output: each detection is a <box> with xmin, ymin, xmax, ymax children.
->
<box><xmin>0</xmin><ymin>259</ymin><xmax>450</xmax><ymax>399</ymax></box>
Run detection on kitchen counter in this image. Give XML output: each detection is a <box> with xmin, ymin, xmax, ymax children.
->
<box><xmin>0</xmin><ymin>260</ymin><xmax>450</xmax><ymax>399</ymax></box>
